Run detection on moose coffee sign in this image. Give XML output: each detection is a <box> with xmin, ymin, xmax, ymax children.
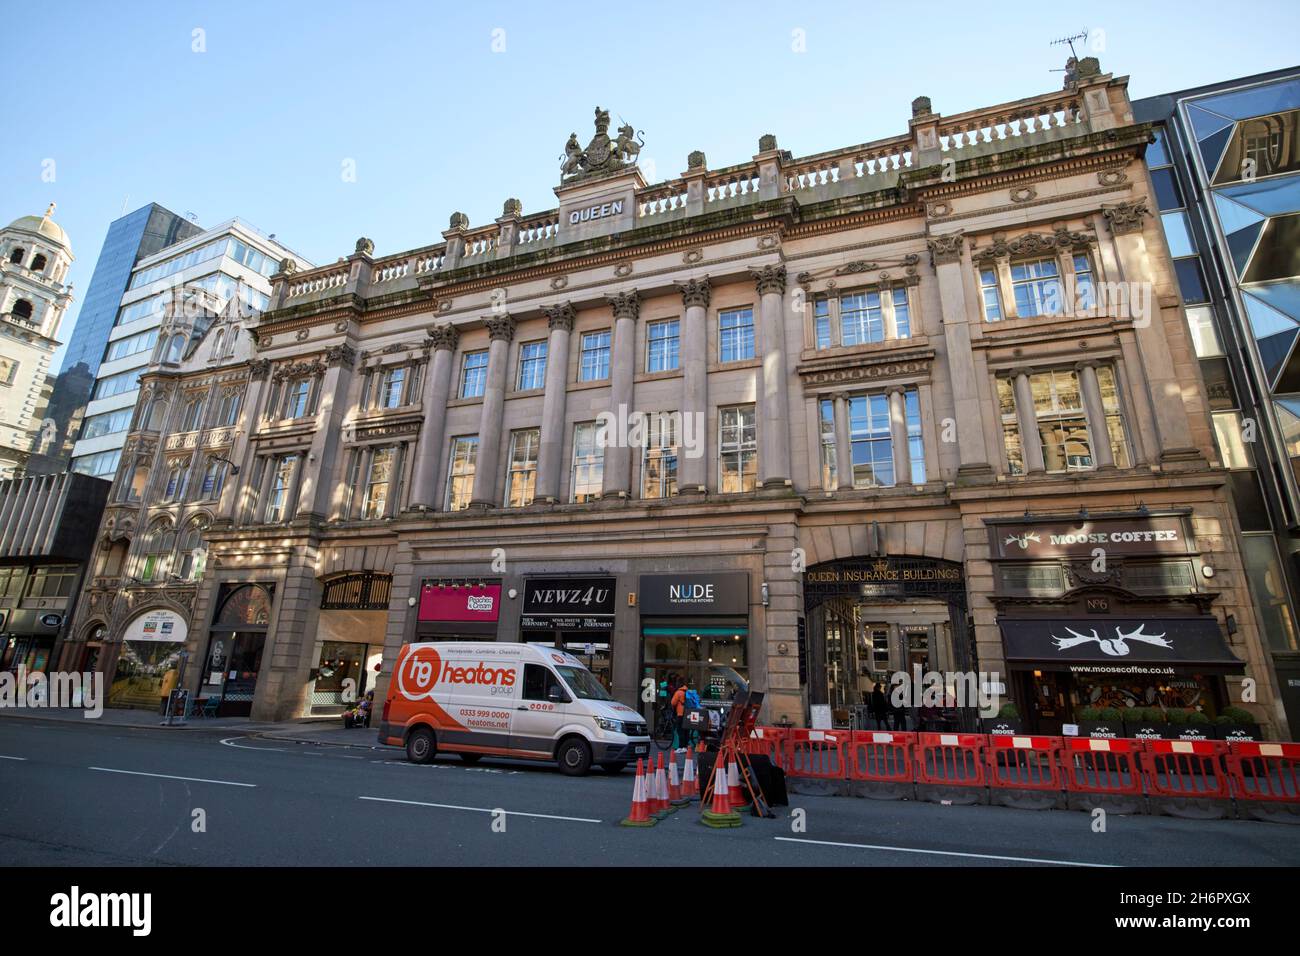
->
<box><xmin>1000</xmin><ymin>617</ymin><xmax>1241</xmax><ymax>667</ymax></box>
<box><xmin>989</xmin><ymin>516</ymin><xmax>1188</xmax><ymax>559</ymax></box>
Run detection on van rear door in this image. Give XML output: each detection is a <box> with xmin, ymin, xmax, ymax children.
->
<box><xmin>510</xmin><ymin>663</ymin><xmax>568</xmax><ymax>757</ymax></box>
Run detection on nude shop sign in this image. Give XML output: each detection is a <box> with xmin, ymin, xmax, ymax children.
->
<box><xmin>638</xmin><ymin>573</ymin><xmax>749</xmax><ymax>616</ymax></box>
<box><xmin>989</xmin><ymin>516</ymin><xmax>1189</xmax><ymax>560</ymax></box>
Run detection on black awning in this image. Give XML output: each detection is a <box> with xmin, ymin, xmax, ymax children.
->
<box><xmin>1000</xmin><ymin>617</ymin><xmax>1244</xmax><ymax>669</ymax></box>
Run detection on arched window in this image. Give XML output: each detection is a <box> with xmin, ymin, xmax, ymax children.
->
<box><xmin>215</xmin><ymin>584</ymin><xmax>272</xmax><ymax>626</ymax></box>
<box><xmin>212</xmin><ymin>329</ymin><xmax>226</xmax><ymax>358</ymax></box>
<box><xmin>125</xmin><ymin>457</ymin><xmax>151</xmax><ymax>502</ymax></box>
<box><xmin>178</xmin><ymin>518</ymin><xmax>209</xmax><ymax>580</ymax></box>
<box><xmin>100</xmin><ymin>538</ymin><xmax>130</xmax><ymax>577</ymax></box>
<box><xmin>180</xmin><ymin>395</ymin><xmax>205</xmax><ymax>431</ymax></box>
<box><xmin>226</xmin><ymin>328</ymin><xmax>239</xmax><ymax>356</ymax></box>
<box><xmin>217</xmin><ymin>390</ymin><xmax>241</xmax><ymax>426</ymax></box>
<box><xmin>163</xmin><ymin>458</ymin><xmax>190</xmax><ymax>501</ymax></box>
<box><xmin>139</xmin><ymin>521</ymin><xmax>176</xmax><ymax>582</ymax></box>
<box><xmin>30</xmin><ymin>253</ymin><xmax>47</xmax><ymax>272</ymax></box>
<box><xmin>12</xmin><ymin>299</ymin><xmax>34</xmax><ymax>321</ymax></box>
<box><xmin>166</xmin><ymin>333</ymin><xmax>186</xmax><ymax>363</ymax></box>
<box><xmin>200</xmin><ymin>456</ymin><xmax>227</xmax><ymax>498</ymax></box>
<box><xmin>8</xmin><ymin>248</ymin><xmax>23</xmax><ymax>265</ymax></box>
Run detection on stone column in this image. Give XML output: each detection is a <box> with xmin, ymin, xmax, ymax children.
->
<box><xmin>469</xmin><ymin>314</ymin><xmax>515</xmax><ymax>508</ymax></box>
<box><xmin>752</xmin><ymin>265</ymin><xmax>792</xmax><ymax>487</ymax></box>
<box><xmin>1102</xmin><ymin>200</ymin><xmax>1199</xmax><ymax>463</ymax></box>
<box><xmin>888</xmin><ymin>388</ymin><xmax>911</xmax><ymax>487</ymax></box>
<box><xmin>537</xmin><ymin>303</ymin><xmax>575</xmax><ymax>503</ymax></box>
<box><xmin>928</xmin><ymin>232</ymin><xmax>993</xmax><ymax>479</ymax></box>
<box><xmin>1008</xmin><ymin>371</ymin><xmax>1050</xmax><ymax>473</ymax></box>
<box><xmin>1013</xmin><ymin>372</ymin><xmax>1046</xmax><ymax>474</ymax></box>
<box><xmin>833</xmin><ymin>392</ymin><xmax>853</xmax><ymax>490</ymax></box>
<box><xmin>882</xmin><ymin>288</ymin><xmax>899</xmax><ymax>341</ymax></box>
<box><xmin>675</xmin><ymin>277</ymin><xmax>711</xmax><ymax>493</ymax></box>
<box><xmin>219</xmin><ymin>359</ymin><xmax>269</xmax><ymax>521</ymax></box>
<box><xmin>407</xmin><ymin>325</ymin><xmax>458</xmax><ymax>510</ymax></box>
<box><xmin>1076</xmin><ymin>361</ymin><xmax>1115</xmax><ymax>470</ymax></box>
<box><xmin>295</xmin><ymin>344</ymin><xmax>356</xmax><ymax>520</ymax></box>
<box><xmin>603</xmin><ymin>291</ymin><xmax>639</xmax><ymax>498</ymax></box>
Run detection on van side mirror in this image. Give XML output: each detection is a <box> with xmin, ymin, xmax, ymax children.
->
<box><xmin>547</xmin><ymin>686</ymin><xmax>568</xmax><ymax>703</ymax></box>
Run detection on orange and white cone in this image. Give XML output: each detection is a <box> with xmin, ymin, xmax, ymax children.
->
<box><xmin>653</xmin><ymin>751</ymin><xmax>675</xmax><ymax>816</ymax></box>
<box><xmin>681</xmin><ymin>750</ymin><xmax>698</xmax><ymax>799</ymax></box>
<box><xmin>727</xmin><ymin>758</ymin><xmax>746</xmax><ymax>810</ymax></box>
<box><xmin>700</xmin><ymin>758</ymin><xmax>742</xmax><ymax>827</ymax></box>
<box><xmin>668</xmin><ymin>750</ymin><xmax>688</xmax><ymax>806</ymax></box>
<box><xmin>619</xmin><ymin>758</ymin><xmax>656</xmax><ymax>827</ymax></box>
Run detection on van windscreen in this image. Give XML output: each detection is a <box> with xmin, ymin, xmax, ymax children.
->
<box><xmin>555</xmin><ymin>665</ymin><xmax>612</xmax><ymax>701</ymax></box>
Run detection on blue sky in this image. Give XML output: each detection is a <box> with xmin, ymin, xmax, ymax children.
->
<box><xmin>5</xmin><ymin>1</ymin><xmax>1299</xmax><ymax>373</ymax></box>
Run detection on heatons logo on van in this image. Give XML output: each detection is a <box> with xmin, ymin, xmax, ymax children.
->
<box><xmin>396</xmin><ymin>646</ymin><xmax>516</xmax><ymax>701</ymax></box>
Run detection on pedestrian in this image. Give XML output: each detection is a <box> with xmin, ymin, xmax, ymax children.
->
<box><xmin>670</xmin><ymin>679</ymin><xmax>688</xmax><ymax>749</ymax></box>
<box><xmin>892</xmin><ymin>698</ymin><xmax>909</xmax><ymax>732</ymax></box>
<box><xmin>870</xmin><ymin>682</ymin><xmax>889</xmax><ymax>730</ymax></box>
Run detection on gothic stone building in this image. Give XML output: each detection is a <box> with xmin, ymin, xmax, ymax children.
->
<box><xmin>76</xmin><ymin>60</ymin><xmax>1286</xmax><ymax>737</ymax></box>
<box><xmin>65</xmin><ymin>293</ymin><xmax>256</xmax><ymax>709</ymax></box>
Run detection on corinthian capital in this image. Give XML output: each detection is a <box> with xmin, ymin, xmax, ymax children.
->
<box><xmin>927</xmin><ymin>232</ymin><xmax>965</xmax><ymax>267</ymax></box>
<box><xmin>426</xmin><ymin>324</ymin><xmax>459</xmax><ymax>352</ymax></box>
<box><xmin>606</xmin><ymin>290</ymin><xmax>641</xmax><ymax>321</ymax></box>
<box><xmin>541</xmin><ymin>302</ymin><xmax>576</xmax><ymax>332</ymax></box>
<box><xmin>750</xmin><ymin>264</ymin><xmax>787</xmax><ymax>297</ymax></box>
<box><xmin>675</xmin><ymin>276</ymin><xmax>712</xmax><ymax>309</ymax></box>
<box><xmin>1102</xmin><ymin>200</ymin><xmax>1151</xmax><ymax>236</ymax></box>
<box><xmin>485</xmin><ymin>314</ymin><xmax>516</xmax><ymax>342</ymax></box>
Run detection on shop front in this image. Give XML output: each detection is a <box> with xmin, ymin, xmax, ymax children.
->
<box><xmin>520</xmin><ymin>576</ymin><xmax>616</xmax><ymax>690</ymax></box>
<box><xmin>107</xmin><ymin>608</ymin><xmax>189</xmax><ymax>709</ymax></box>
<box><xmin>199</xmin><ymin>582</ymin><xmax>273</xmax><ymax>718</ymax></box>
<box><xmin>309</xmin><ymin>573</ymin><xmax>388</xmax><ymax>714</ymax></box>
<box><xmin>0</xmin><ymin>609</ymin><xmax>62</xmax><ymax>674</ymax></box>
<box><xmin>638</xmin><ymin>572</ymin><xmax>750</xmax><ymax>705</ymax></box>
<box><xmin>1001</xmin><ymin>616</ymin><xmax>1244</xmax><ymax>734</ymax></box>
<box><xmin>415</xmin><ymin>579</ymin><xmax>501</xmax><ymax>641</ymax></box>
<box><xmin>986</xmin><ymin>510</ymin><xmax>1243</xmax><ymax>734</ymax></box>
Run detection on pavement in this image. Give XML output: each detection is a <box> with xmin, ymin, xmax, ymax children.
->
<box><xmin>3</xmin><ymin>711</ymin><xmax>1300</xmax><ymax>867</ymax></box>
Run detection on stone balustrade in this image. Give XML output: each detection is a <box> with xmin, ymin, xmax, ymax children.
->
<box><xmin>265</xmin><ymin>78</ymin><xmax>1114</xmax><ymax>305</ymax></box>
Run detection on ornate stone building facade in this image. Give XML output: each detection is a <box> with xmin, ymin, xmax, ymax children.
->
<box><xmin>98</xmin><ymin>60</ymin><xmax>1286</xmax><ymax>737</ymax></box>
<box><xmin>64</xmin><ymin>292</ymin><xmax>257</xmax><ymax>709</ymax></box>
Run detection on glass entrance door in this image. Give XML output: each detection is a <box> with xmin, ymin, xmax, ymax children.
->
<box><xmin>201</xmin><ymin>630</ymin><xmax>265</xmax><ymax>717</ymax></box>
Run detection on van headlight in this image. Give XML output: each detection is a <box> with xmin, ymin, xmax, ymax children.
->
<box><xmin>593</xmin><ymin>717</ymin><xmax>624</xmax><ymax>733</ymax></box>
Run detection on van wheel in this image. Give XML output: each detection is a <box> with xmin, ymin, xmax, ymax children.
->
<box><xmin>406</xmin><ymin>727</ymin><xmax>436</xmax><ymax>764</ymax></box>
<box><xmin>459</xmin><ymin>752</ymin><xmax>482</xmax><ymax>765</ymax></box>
<box><xmin>599</xmin><ymin>762</ymin><xmax>627</xmax><ymax>774</ymax></box>
<box><xmin>557</xmin><ymin>738</ymin><xmax>592</xmax><ymax>776</ymax></box>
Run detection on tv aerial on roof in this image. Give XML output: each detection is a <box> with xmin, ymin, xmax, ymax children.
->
<box><xmin>1049</xmin><ymin>29</ymin><xmax>1090</xmax><ymax>68</ymax></box>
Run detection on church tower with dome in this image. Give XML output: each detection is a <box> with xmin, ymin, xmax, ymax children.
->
<box><xmin>0</xmin><ymin>203</ymin><xmax>74</xmax><ymax>478</ymax></box>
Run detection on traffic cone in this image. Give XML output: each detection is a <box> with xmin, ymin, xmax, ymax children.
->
<box><xmin>681</xmin><ymin>750</ymin><xmax>698</xmax><ymax>800</ymax></box>
<box><xmin>700</xmin><ymin>758</ymin><xmax>742</xmax><ymax>828</ymax></box>
<box><xmin>668</xmin><ymin>750</ymin><xmax>688</xmax><ymax>806</ymax></box>
<box><xmin>727</xmin><ymin>758</ymin><xmax>747</xmax><ymax>810</ymax></box>
<box><xmin>653</xmin><ymin>752</ymin><xmax>675</xmax><ymax>816</ymax></box>
<box><xmin>619</xmin><ymin>758</ymin><xmax>656</xmax><ymax>827</ymax></box>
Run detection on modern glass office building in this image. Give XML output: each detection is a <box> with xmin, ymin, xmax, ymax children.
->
<box><xmin>26</xmin><ymin>204</ymin><xmax>201</xmax><ymax>475</ymax></box>
<box><xmin>68</xmin><ymin>218</ymin><xmax>309</xmax><ymax>477</ymax></box>
<box><xmin>1135</xmin><ymin>68</ymin><xmax>1300</xmax><ymax>734</ymax></box>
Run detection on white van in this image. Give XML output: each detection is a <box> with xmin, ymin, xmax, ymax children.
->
<box><xmin>379</xmin><ymin>641</ymin><xmax>650</xmax><ymax>775</ymax></box>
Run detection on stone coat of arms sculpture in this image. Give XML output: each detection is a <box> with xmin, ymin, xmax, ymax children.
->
<box><xmin>560</xmin><ymin>107</ymin><xmax>644</xmax><ymax>181</ymax></box>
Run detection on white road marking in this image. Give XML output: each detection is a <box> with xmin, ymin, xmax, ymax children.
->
<box><xmin>90</xmin><ymin>767</ymin><xmax>256</xmax><ymax>788</ymax></box>
<box><xmin>0</xmin><ymin>755</ymin><xmax>28</xmax><ymax>761</ymax></box>
<box><xmin>774</xmin><ymin>837</ymin><xmax>1116</xmax><ymax>867</ymax></box>
<box><xmin>359</xmin><ymin>795</ymin><xmax>600</xmax><ymax>824</ymax></box>
<box><xmin>219</xmin><ymin>736</ymin><xmax>286</xmax><ymax>752</ymax></box>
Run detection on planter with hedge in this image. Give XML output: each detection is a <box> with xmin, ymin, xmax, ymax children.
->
<box><xmin>1213</xmin><ymin>707</ymin><xmax>1262</xmax><ymax>742</ymax></box>
<box><xmin>1075</xmin><ymin>706</ymin><xmax>1125</xmax><ymax>739</ymax></box>
<box><xmin>981</xmin><ymin>702</ymin><xmax>1024</xmax><ymax>736</ymax></box>
<box><xmin>1124</xmin><ymin>706</ymin><xmax>1168</xmax><ymax>740</ymax></box>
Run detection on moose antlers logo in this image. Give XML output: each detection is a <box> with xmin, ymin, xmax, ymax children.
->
<box><xmin>1004</xmin><ymin>532</ymin><xmax>1042</xmax><ymax>551</ymax></box>
<box><xmin>1050</xmin><ymin>624</ymin><xmax>1173</xmax><ymax>657</ymax></box>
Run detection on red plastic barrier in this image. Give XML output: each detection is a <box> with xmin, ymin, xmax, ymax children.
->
<box><xmin>1224</xmin><ymin>741</ymin><xmax>1300</xmax><ymax>803</ymax></box>
<box><xmin>742</xmin><ymin>727</ymin><xmax>788</xmax><ymax>769</ymax></box>
<box><xmin>846</xmin><ymin>730</ymin><xmax>915</xmax><ymax>784</ymax></box>
<box><xmin>784</xmin><ymin>729</ymin><xmax>847</xmax><ymax>779</ymax></box>
<box><xmin>1059</xmin><ymin>737</ymin><xmax>1144</xmax><ymax>797</ymax></box>
<box><xmin>915</xmin><ymin>732</ymin><xmax>986</xmax><ymax>788</ymax></box>
<box><xmin>985</xmin><ymin>734</ymin><xmax>1063</xmax><ymax>792</ymax></box>
<box><xmin>1140</xmin><ymin>739</ymin><xmax>1230</xmax><ymax>799</ymax></box>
